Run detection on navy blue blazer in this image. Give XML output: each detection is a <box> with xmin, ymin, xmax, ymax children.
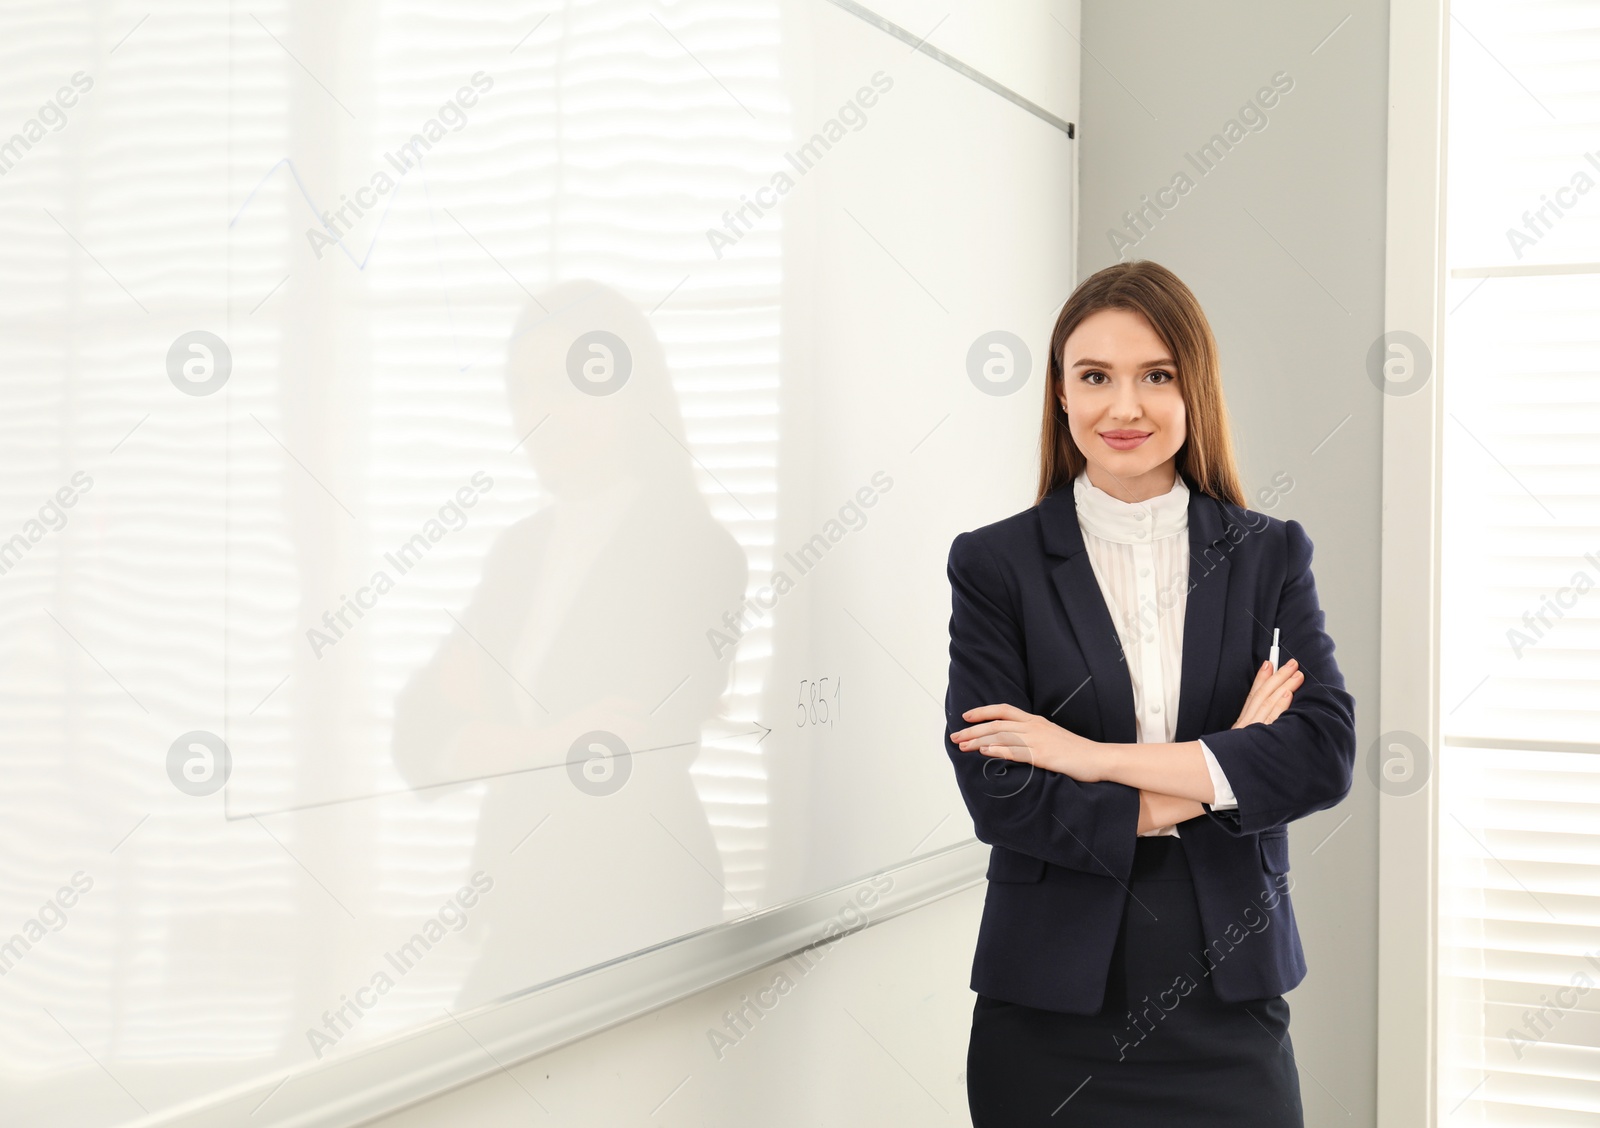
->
<box><xmin>943</xmin><ymin>470</ymin><xmax>1356</xmax><ymax>1014</ymax></box>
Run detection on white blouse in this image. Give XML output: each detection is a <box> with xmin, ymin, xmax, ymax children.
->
<box><xmin>1072</xmin><ymin>467</ymin><xmax>1239</xmax><ymax>837</ymax></box>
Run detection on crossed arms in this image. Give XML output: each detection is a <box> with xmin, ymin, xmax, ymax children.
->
<box><xmin>942</xmin><ymin>519</ymin><xmax>1356</xmax><ymax>884</ymax></box>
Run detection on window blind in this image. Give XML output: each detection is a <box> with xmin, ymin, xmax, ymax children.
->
<box><xmin>1438</xmin><ymin>2</ymin><xmax>1600</xmax><ymax>1123</ymax></box>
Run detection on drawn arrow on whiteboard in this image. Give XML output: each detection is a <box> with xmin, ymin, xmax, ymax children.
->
<box><xmin>228</xmin><ymin>156</ymin><xmax>409</xmax><ymax>271</ymax></box>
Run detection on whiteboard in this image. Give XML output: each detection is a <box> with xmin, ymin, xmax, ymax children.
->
<box><xmin>0</xmin><ymin>1</ymin><xmax>1074</xmax><ymax>1122</ymax></box>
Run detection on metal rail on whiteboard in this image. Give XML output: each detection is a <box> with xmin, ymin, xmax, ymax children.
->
<box><xmin>823</xmin><ymin>0</ymin><xmax>1076</xmax><ymax>138</ymax></box>
<box><xmin>126</xmin><ymin>840</ymin><xmax>989</xmax><ymax>1128</ymax></box>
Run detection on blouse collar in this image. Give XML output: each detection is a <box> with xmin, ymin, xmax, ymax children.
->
<box><xmin>1072</xmin><ymin>466</ymin><xmax>1189</xmax><ymax>545</ymax></box>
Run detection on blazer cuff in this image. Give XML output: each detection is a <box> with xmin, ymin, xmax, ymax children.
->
<box><xmin>1199</xmin><ymin>737</ymin><xmax>1239</xmax><ymax>810</ymax></box>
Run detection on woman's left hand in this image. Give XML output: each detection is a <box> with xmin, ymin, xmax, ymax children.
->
<box><xmin>952</xmin><ymin>704</ymin><xmax>1107</xmax><ymax>782</ymax></box>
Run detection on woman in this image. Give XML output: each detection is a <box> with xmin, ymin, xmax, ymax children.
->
<box><xmin>945</xmin><ymin>260</ymin><xmax>1356</xmax><ymax>1126</ymax></box>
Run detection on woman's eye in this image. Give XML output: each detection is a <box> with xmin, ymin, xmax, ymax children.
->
<box><xmin>1079</xmin><ymin>369</ymin><xmax>1174</xmax><ymax>385</ymax></box>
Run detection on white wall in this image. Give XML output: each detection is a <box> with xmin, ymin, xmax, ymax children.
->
<box><xmin>367</xmin><ymin>885</ymin><xmax>987</xmax><ymax>1126</ymax></box>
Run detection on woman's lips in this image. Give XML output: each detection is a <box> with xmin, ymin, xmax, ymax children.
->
<box><xmin>1100</xmin><ymin>431</ymin><xmax>1151</xmax><ymax>450</ymax></box>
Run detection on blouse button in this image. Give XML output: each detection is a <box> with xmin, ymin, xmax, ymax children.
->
<box><xmin>1139</xmin><ymin>567</ymin><xmax>1149</xmax><ymax>577</ymax></box>
<box><xmin>1150</xmin><ymin>704</ymin><xmax>1162</xmax><ymax>714</ymax></box>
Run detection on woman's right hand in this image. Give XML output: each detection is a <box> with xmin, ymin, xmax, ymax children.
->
<box><xmin>1232</xmin><ymin>658</ymin><xmax>1302</xmax><ymax>728</ymax></box>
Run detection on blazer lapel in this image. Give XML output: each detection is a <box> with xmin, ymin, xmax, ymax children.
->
<box><xmin>1039</xmin><ymin>470</ymin><xmax>1232</xmax><ymax>745</ymax></box>
<box><xmin>1173</xmin><ymin>482</ymin><xmax>1231</xmax><ymax>742</ymax></box>
<box><xmin>1039</xmin><ymin>484</ymin><xmax>1136</xmax><ymax>743</ymax></box>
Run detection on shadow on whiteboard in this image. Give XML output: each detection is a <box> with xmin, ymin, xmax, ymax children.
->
<box><xmin>391</xmin><ymin>280</ymin><xmax>749</xmax><ymax>1007</ymax></box>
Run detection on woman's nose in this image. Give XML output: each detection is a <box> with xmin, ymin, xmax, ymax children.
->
<box><xmin>1112</xmin><ymin>378</ymin><xmax>1143</xmax><ymax>418</ymax></box>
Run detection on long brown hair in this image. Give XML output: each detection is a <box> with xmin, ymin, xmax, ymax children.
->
<box><xmin>1037</xmin><ymin>260</ymin><xmax>1246</xmax><ymax>508</ymax></box>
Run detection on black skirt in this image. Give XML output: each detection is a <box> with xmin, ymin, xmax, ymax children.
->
<box><xmin>966</xmin><ymin>835</ymin><xmax>1304</xmax><ymax>1127</ymax></box>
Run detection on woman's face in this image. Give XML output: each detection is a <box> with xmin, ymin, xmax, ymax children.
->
<box><xmin>1059</xmin><ymin>306</ymin><xmax>1187</xmax><ymax>499</ymax></box>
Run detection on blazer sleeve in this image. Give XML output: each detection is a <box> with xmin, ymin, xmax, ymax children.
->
<box><xmin>945</xmin><ymin>530</ymin><xmax>1142</xmax><ymax>882</ymax></box>
<box><xmin>1197</xmin><ymin>518</ymin><xmax>1357</xmax><ymax>835</ymax></box>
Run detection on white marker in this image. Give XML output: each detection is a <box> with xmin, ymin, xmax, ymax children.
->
<box><xmin>1268</xmin><ymin>628</ymin><xmax>1280</xmax><ymax>673</ymax></box>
